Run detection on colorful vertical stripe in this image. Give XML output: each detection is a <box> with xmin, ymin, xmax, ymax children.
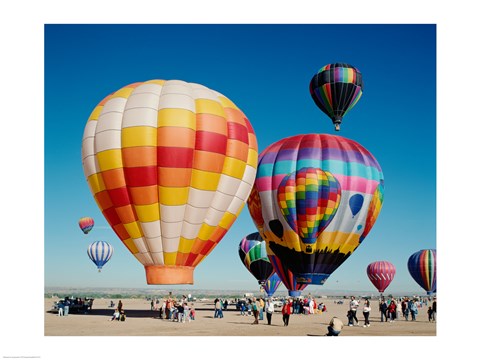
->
<box><xmin>407</xmin><ymin>249</ymin><xmax>436</xmax><ymax>295</ymax></box>
<box><xmin>268</xmin><ymin>251</ymin><xmax>307</xmax><ymax>295</ymax></box>
<box><xmin>262</xmin><ymin>272</ymin><xmax>282</xmax><ymax>297</ymax></box>
<box><xmin>310</xmin><ymin>63</ymin><xmax>363</xmax><ymax>129</ymax></box>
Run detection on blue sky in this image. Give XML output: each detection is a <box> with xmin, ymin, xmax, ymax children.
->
<box><xmin>44</xmin><ymin>24</ymin><xmax>436</xmax><ymax>294</ymax></box>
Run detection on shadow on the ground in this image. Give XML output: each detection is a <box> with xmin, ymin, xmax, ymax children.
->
<box><xmin>45</xmin><ymin>307</ymin><xmax>239</xmax><ymax>319</ymax></box>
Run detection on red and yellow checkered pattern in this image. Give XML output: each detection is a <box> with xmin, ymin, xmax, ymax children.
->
<box><xmin>82</xmin><ymin>80</ymin><xmax>257</xmax><ymax>284</ymax></box>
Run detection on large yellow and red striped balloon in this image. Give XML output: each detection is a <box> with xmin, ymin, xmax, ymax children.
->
<box><xmin>81</xmin><ymin>80</ymin><xmax>258</xmax><ymax>284</ymax></box>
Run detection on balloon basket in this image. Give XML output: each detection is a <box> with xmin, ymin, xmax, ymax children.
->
<box><xmin>145</xmin><ymin>265</ymin><xmax>194</xmax><ymax>285</ymax></box>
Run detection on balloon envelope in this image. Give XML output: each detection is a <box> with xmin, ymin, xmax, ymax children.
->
<box><xmin>239</xmin><ymin>232</ymin><xmax>274</xmax><ymax>285</ymax></box>
<box><xmin>407</xmin><ymin>249</ymin><xmax>436</xmax><ymax>295</ymax></box>
<box><xmin>247</xmin><ymin>134</ymin><xmax>384</xmax><ymax>285</ymax></box>
<box><xmin>82</xmin><ymin>80</ymin><xmax>258</xmax><ymax>284</ymax></box>
<box><xmin>268</xmin><ymin>252</ymin><xmax>307</xmax><ymax>297</ymax></box>
<box><xmin>309</xmin><ymin>63</ymin><xmax>363</xmax><ymax>131</ymax></box>
<box><xmin>262</xmin><ymin>272</ymin><xmax>282</xmax><ymax>297</ymax></box>
<box><xmin>366</xmin><ymin>261</ymin><xmax>396</xmax><ymax>293</ymax></box>
<box><xmin>79</xmin><ymin>217</ymin><xmax>94</xmax><ymax>234</ymax></box>
<box><xmin>87</xmin><ymin>241</ymin><xmax>113</xmax><ymax>271</ymax></box>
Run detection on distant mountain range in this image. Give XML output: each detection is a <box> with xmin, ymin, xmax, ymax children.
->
<box><xmin>44</xmin><ymin>286</ymin><xmax>422</xmax><ymax>299</ymax></box>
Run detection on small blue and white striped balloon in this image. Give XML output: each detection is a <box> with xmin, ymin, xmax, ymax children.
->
<box><xmin>87</xmin><ymin>241</ymin><xmax>114</xmax><ymax>272</ymax></box>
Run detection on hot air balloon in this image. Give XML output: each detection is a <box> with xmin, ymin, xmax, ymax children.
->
<box><xmin>268</xmin><ymin>252</ymin><xmax>308</xmax><ymax>297</ymax></box>
<box><xmin>407</xmin><ymin>249</ymin><xmax>436</xmax><ymax>295</ymax></box>
<box><xmin>262</xmin><ymin>272</ymin><xmax>282</xmax><ymax>297</ymax></box>
<box><xmin>87</xmin><ymin>241</ymin><xmax>114</xmax><ymax>272</ymax></box>
<box><xmin>310</xmin><ymin>63</ymin><xmax>363</xmax><ymax>131</ymax></box>
<box><xmin>239</xmin><ymin>232</ymin><xmax>274</xmax><ymax>285</ymax></box>
<box><xmin>81</xmin><ymin>80</ymin><xmax>258</xmax><ymax>284</ymax></box>
<box><xmin>79</xmin><ymin>217</ymin><xmax>94</xmax><ymax>234</ymax></box>
<box><xmin>247</xmin><ymin>134</ymin><xmax>384</xmax><ymax>285</ymax></box>
<box><xmin>366</xmin><ymin>261</ymin><xmax>396</xmax><ymax>294</ymax></box>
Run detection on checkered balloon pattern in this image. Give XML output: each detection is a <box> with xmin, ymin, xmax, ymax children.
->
<box><xmin>277</xmin><ymin>167</ymin><xmax>341</xmax><ymax>244</ymax></box>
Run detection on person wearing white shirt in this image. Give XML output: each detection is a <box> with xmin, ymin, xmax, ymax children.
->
<box><xmin>362</xmin><ymin>300</ymin><xmax>371</xmax><ymax>327</ymax></box>
<box><xmin>349</xmin><ymin>296</ymin><xmax>359</xmax><ymax>326</ymax></box>
<box><xmin>266</xmin><ymin>298</ymin><xmax>275</xmax><ymax>325</ymax></box>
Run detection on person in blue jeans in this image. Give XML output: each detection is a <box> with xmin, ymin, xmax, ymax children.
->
<box><xmin>214</xmin><ymin>298</ymin><xmax>220</xmax><ymax>318</ymax></box>
<box><xmin>64</xmin><ymin>299</ymin><xmax>70</xmax><ymax>316</ymax></box>
<box><xmin>326</xmin><ymin>317</ymin><xmax>343</xmax><ymax>336</ymax></box>
<box><xmin>409</xmin><ymin>300</ymin><xmax>418</xmax><ymax>321</ymax></box>
<box><xmin>379</xmin><ymin>299</ymin><xmax>388</xmax><ymax>322</ymax></box>
<box><xmin>259</xmin><ymin>298</ymin><xmax>264</xmax><ymax>321</ymax></box>
<box><xmin>240</xmin><ymin>302</ymin><xmax>246</xmax><ymax>316</ymax></box>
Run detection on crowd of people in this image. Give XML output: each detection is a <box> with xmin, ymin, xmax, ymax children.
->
<box><xmin>328</xmin><ymin>295</ymin><xmax>436</xmax><ymax>335</ymax></box>
<box><xmin>54</xmin><ymin>297</ymin><xmax>94</xmax><ymax>316</ymax></box>
<box><xmin>79</xmin><ymin>293</ymin><xmax>436</xmax><ymax>335</ymax></box>
<box><xmin>150</xmin><ymin>296</ymin><xmax>196</xmax><ymax>323</ymax></box>
<box><xmin>230</xmin><ymin>295</ymin><xmax>328</xmax><ymax>326</ymax></box>
<box><xmin>346</xmin><ymin>295</ymin><xmax>436</xmax><ymax>328</ymax></box>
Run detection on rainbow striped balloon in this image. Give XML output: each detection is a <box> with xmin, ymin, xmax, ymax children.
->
<box><xmin>407</xmin><ymin>249</ymin><xmax>436</xmax><ymax>295</ymax></box>
<box><xmin>247</xmin><ymin>134</ymin><xmax>384</xmax><ymax>285</ymax></box>
<box><xmin>366</xmin><ymin>261</ymin><xmax>396</xmax><ymax>293</ymax></box>
<box><xmin>310</xmin><ymin>63</ymin><xmax>363</xmax><ymax>131</ymax></box>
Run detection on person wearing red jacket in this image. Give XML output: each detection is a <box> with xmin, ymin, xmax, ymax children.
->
<box><xmin>388</xmin><ymin>300</ymin><xmax>397</xmax><ymax>322</ymax></box>
<box><xmin>282</xmin><ymin>298</ymin><xmax>293</xmax><ymax>326</ymax></box>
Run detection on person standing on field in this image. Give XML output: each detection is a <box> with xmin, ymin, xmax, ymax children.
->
<box><xmin>266</xmin><ymin>298</ymin><xmax>275</xmax><ymax>325</ymax></box>
<box><xmin>349</xmin><ymin>296</ymin><xmax>359</xmax><ymax>326</ymax></box>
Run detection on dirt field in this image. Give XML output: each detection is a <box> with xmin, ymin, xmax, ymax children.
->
<box><xmin>44</xmin><ymin>297</ymin><xmax>436</xmax><ymax>336</ymax></box>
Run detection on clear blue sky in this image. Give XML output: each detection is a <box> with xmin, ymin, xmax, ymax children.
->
<box><xmin>44</xmin><ymin>24</ymin><xmax>436</xmax><ymax>294</ymax></box>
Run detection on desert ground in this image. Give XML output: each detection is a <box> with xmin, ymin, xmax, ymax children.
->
<box><xmin>44</xmin><ymin>297</ymin><xmax>436</xmax><ymax>336</ymax></box>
